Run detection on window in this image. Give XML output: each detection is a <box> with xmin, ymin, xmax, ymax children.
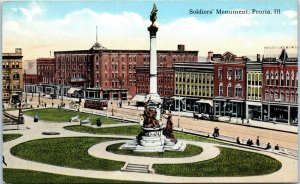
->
<box><xmin>274</xmin><ymin>91</ymin><xmax>279</xmax><ymax>101</ymax></box>
<box><xmin>291</xmin><ymin>71</ymin><xmax>295</xmax><ymax>86</ymax></box>
<box><xmin>286</xmin><ymin>92</ymin><xmax>290</xmax><ymax>103</ymax></box>
<box><xmin>275</xmin><ymin>71</ymin><xmax>279</xmax><ymax>86</ymax></box>
<box><xmin>218</xmin><ymin>69</ymin><xmax>222</xmax><ymax>79</ymax></box>
<box><xmin>280</xmin><ymin>91</ymin><xmax>285</xmax><ymax>102</ymax></box>
<box><xmin>266</xmin><ymin>71</ymin><xmax>269</xmax><ymax>85</ymax></box>
<box><xmin>227</xmin><ymin>83</ymin><xmax>232</xmax><ymax>97</ymax></box>
<box><xmin>235</xmin><ymin>69</ymin><xmax>242</xmax><ymax>81</ymax></box>
<box><xmin>219</xmin><ymin>83</ymin><xmax>223</xmax><ymax>96</ymax></box>
<box><xmin>286</xmin><ymin>72</ymin><xmax>290</xmax><ymax>86</ymax></box>
<box><xmin>280</xmin><ymin>70</ymin><xmax>284</xmax><ymax>86</ymax></box>
<box><xmin>265</xmin><ymin>90</ymin><xmax>269</xmax><ymax>101</ymax></box>
<box><xmin>270</xmin><ymin>71</ymin><xmax>274</xmax><ymax>85</ymax></box>
<box><xmin>235</xmin><ymin>84</ymin><xmax>242</xmax><ymax>97</ymax></box>
<box><xmin>13</xmin><ymin>73</ymin><xmax>19</xmax><ymax>80</ymax></box>
<box><xmin>227</xmin><ymin>69</ymin><xmax>232</xmax><ymax>80</ymax></box>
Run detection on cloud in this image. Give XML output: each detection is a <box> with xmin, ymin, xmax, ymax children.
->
<box><xmin>283</xmin><ymin>10</ymin><xmax>297</xmax><ymax>19</ymax></box>
<box><xmin>3</xmin><ymin>7</ymin><xmax>297</xmax><ymax>60</ymax></box>
<box><xmin>19</xmin><ymin>3</ymin><xmax>44</xmax><ymax>21</ymax></box>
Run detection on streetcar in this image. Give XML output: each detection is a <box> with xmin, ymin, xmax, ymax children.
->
<box><xmin>84</xmin><ymin>98</ymin><xmax>108</xmax><ymax>110</ymax></box>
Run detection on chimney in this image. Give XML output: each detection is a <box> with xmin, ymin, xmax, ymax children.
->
<box><xmin>15</xmin><ymin>48</ymin><xmax>22</xmax><ymax>54</ymax></box>
<box><xmin>177</xmin><ymin>44</ymin><xmax>185</xmax><ymax>51</ymax></box>
<box><xmin>207</xmin><ymin>51</ymin><xmax>213</xmax><ymax>62</ymax></box>
<box><xmin>257</xmin><ymin>54</ymin><xmax>261</xmax><ymax>62</ymax></box>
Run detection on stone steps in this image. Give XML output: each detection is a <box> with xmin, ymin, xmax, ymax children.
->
<box><xmin>123</xmin><ymin>163</ymin><xmax>150</xmax><ymax>173</ymax></box>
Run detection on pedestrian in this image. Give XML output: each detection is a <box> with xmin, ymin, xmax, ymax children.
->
<box><xmin>256</xmin><ymin>136</ymin><xmax>260</xmax><ymax>146</ymax></box>
<box><xmin>266</xmin><ymin>143</ymin><xmax>272</xmax><ymax>150</ymax></box>
<box><xmin>236</xmin><ymin>137</ymin><xmax>240</xmax><ymax>144</ymax></box>
<box><xmin>44</xmin><ymin>102</ymin><xmax>47</xmax><ymax>107</ymax></box>
<box><xmin>52</xmin><ymin>102</ymin><xmax>54</xmax><ymax>107</ymax></box>
<box><xmin>273</xmin><ymin>117</ymin><xmax>276</xmax><ymax>125</ymax></box>
<box><xmin>275</xmin><ymin>144</ymin><xmax>280</xmax><ymax>150</ymax></box>
<box><xmin>249</xmin><ymin>139</ymin><xmax>253</xmax><ymax>146</ymax></box>
<box><xmin>215</xmin><ymin>127</ymin><xmax>219</xmax><ymax>137</ymax></box>
<box><xmin>3</xmin><ymin>156</ymin><xmax>7</xmax><ymax>166</ymax></box>
<box><xmin>246</xmin><ymin>139</ymin><xmax>251</xmax><ymax>146</ymax></box>
<box><xmin>96</xmin><ymin>118</ymin><xmax>102</xmax><ymax>127</ymax></box>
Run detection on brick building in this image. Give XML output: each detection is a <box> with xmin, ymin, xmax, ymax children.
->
<box><xmin>213</xmin><ymin>52</ymin><xmax>247</xmax><ymax>119</ymax></box>
<box><xmin>2</xmin><ymin>48</ymin><xmax>24</xmax><ymax>103</ymax></box>
<box><xmin>36</xmin><ymin>58</ymin><xmax>56</xmax><ymax>94</ymax></box>
<box><xmin>262</xmin><ymin>49</ymin><xmax>298</xmax><ymax>124</ymax></box>
<box><xmin>52</xmin><ymin>43</ymin><xmax>198</xmax><ymax>100</ymax></box>
<box><xmin>136</xmin><ymin>67</ymin><xmax>174</xmax><ymax>98</ymax></box>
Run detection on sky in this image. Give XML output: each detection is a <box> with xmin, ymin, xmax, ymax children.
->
<box><xmin>3</xmin><ymin>0</ymin><xmax>298</xmax><ymax>60</ymax></box>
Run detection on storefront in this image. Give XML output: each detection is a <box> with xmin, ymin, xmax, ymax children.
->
<box><xmin>262</xmin><ymin>103</ymin><xmax>297</xmax><ymax>124</ymax></box>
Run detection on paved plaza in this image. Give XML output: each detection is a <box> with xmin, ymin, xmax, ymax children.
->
<box><xmin>3</xmin><ymin>100</ymin><xmax>298</xmax><ymax>183</ymax></box>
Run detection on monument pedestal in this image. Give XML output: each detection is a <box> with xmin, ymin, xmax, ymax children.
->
<box><xmin>120</xmin><ymin>127</ymin><xmax>186</xmax><ymax>152</ymax></box>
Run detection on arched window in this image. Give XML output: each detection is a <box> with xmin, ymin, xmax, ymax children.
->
<box><xmin>270</xmin><ymin>71</ymin><xmax>274</xmax><ymax>85</ymax></box>
<box><xmin>219</xmin><ymin>83</ymin><xmax>223</xmax><ymax>96</ymax></box>
<box><xmin>291</xmin><ymin>71</ymin><xmax>295</xmax><ymax>86</ymax></box>
<box><xmin>227</xmin><ymin>83</ymin><xmax>232</xmax><ymax>97</ymax></box>
<box><xmin>265</xmin><ymin>71</ymin><xmax>269</xmax><ymax>85</ymax></box>
<box><xmin>265</xmin><ymin>90</ymin><xmax>269</xmax><ymax>101</ymax></box>
<box><xmin>280</xmin><ymin>70</ymin><xmax>284</xmax><ymax>86</ymax></box>
<box><xmin>270</xmin><ymin>90</ymin><xmax>274</xmax><ymax>101</ymax></box>
<box><xmin>235</xmin><ymin>84</ymin><xmax>242</xmax><ymax>97</ymax></box>
<box><xmin>279</xmin><ymin>91</ymin><xmax>284</xmax><ymax>102</ymax></box>
<box><xmin>13</xmin><ymin>73</ymin><xmax>19</xmax><ymax>80</ymax></box>
<box><xmin>286</xmin><ymin>71</ymin><xmax>290</xmax><ymax>86</ymax></box>
<box><xmin>275</xmin><ymin>71</ymin><xmax>279</xmax><ymax>86</ymax></box>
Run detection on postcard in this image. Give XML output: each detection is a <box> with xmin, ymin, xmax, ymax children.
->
<box><xmin>2</xmin><ymin>0</ymin><xmax>298</xmax><ymax>183</ymax></box>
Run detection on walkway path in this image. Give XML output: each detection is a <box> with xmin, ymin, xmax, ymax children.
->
<box><xmin>3</xmin><ymin>110</ymin><xmax>298</xmax><ymax>183</ymax></box>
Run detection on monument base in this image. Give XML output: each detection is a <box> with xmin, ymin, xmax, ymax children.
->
<box><xmin>120</xmin><ymin>127</ymin><xmax>186</xmax><ymax>152</ymax></box>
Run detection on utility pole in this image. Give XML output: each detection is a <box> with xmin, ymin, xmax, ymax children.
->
<box><xmin>178</xmin><ymin>96</ymin><xmax>180</xmax><ymax>128</ymax></box>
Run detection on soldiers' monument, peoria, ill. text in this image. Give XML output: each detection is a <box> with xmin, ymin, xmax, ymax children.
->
<box><xmin>121</xmin><ymin>4</ymin><xmax>186</xmax><ymax>152</ymax></box>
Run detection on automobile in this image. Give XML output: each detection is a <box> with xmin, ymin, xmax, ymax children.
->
<box><xmin>50</xmin><ymin>94</ymin><xmax>57</xmax><ymax>99</ymax></box>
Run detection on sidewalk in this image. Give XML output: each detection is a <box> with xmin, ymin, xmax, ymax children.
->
<box><xmin>122</xmin><ymin>104</ymin><xmax>298</xmax><ymax>134</ymax></box>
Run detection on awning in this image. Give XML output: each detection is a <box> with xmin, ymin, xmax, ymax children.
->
<box><xmin>196</xmin><ymin>99</ymin><xmax>213</xmax><ymax>107</ymax></box>
<box><xmin>172</xmin><ymin>96</ymin><xmax>185</xmax><ymax>100</ymax></box>
<box><xmin>67</xmin><ymin>87</ymin><xmax>81</xmax><ymax>94</ymax></box>
<box><xmin>132</xmin><ymin>94</ymin><xmax>147</xmax><ymax>102</ymax></box>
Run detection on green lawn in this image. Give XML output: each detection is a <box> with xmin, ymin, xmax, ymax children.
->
<box><xmin>3</xmin><ymin>134</ymin><xmax>22</xmax><ymax>142</ymax></box>
<box><xmin>64</xmin><ymin>125</ymin><xmax>142</xmax><ymax>136</ymax></box>
<box><xmin>4</xmin><ymin>169</ymin><xmax>152</xmax><ymax>184</ymax></box>
<box><xmin>153</xmin><ymin>147</ymin><xmax>282</xmax><ymax>177</ymax></box>
<box><xmin>64</xmin><ymin>125</ymin><xmax>223</xmax><ymax>144</ymax></box>
<box><xmin>107</xmin><ymin>143</ymin><xmax>203</xmax><ymax>158</ymax></box>
<box><xmin>11</xmin><ymin>137</ymin><xmax>125</xmax><ymax>171</ymax></box>
<box><xmin>23</xmin><ymin>108</ymin><xmax>120</xmax><ymax>124</ymax></box>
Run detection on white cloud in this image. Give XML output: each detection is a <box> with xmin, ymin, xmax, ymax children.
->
<box><xmin>3</xmin><ymin>8</ymin><xmax>297</xmax><ymax>60</ymax></box>
<box><xmin>283</xmin><ymin>10</ymin><xmax>297</xmax><ymax>19</ymax></box>
<box><xmin>19</xmin><ymin>3</ymin><xmax>44</xmax><ymax>21</ymax></box>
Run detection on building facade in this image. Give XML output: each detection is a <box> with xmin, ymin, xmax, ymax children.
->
<box><xmin>52</xmin><ymin>43</ymin><xmax>198</xmax><ymax>100</ymax></box>
<box><xmin>246</xmin><ymin>56</ymin><xmax>263</xmax><ymax>120</ymax></box>
<box><xmin>173</xmin><ymin>62</ymin><xmax>214</xmax><ymax>112</ymax></box>
<box><xmin>2</xmin><ymin>48</ymin><xmax>24</xmax><ymax>103</ymax></box>
<box><xmin>136</xmin><ymin>67</ymin><xmax>174</xmax><ymax>98</ymax></box>
<box><xmin>262</xmin><ymin>49</ymin><xmax>298</xmax><ymax>124</ymax></box>
<box><xmin>213</xmin><ymin>52</ymin><xmax>247</xmax><ymax>119</ymax></box>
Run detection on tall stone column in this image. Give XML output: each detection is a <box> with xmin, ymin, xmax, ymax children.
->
<box><xmin>146</xmin><ymin>4</ymin><xmax>161</xmax><ymax>121</ymax></box>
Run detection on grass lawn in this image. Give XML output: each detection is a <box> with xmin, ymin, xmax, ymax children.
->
<box><xmin>64</xmin><ymin>125</ymin><xmax>142</xmax><ymax>136</ymax></box>
<box><xmin>3</xmin><ymin>134</ymin><xmax>22</xmax><ymax>142</ymax></box>
<box><xmin>4</xmin><ymin>169</ymin><xmax>152</xmax><ymax>184</ymax></box>
<box><xmin>107</xmin><ymin>143</ymin><xmax>203</xmax><ymax>158</ymax></box>
<box><xmin>64</xmin><ymin>125</ymin><xmax>224</xmax><ymax>144</ymax></box>
<box><xmin>11</xmin><ymin>137</ymin><xmax>125</xmax><ymax>171</ymax></box>
<box><xmin>23</xmin><ymin>108</ymin><xmax>120</xmax><ymax>124</ymax></box>
<box><xmin>153</xmin><ymin>147</ymin><xmax>282</xmax><ymax>177</ymax></box>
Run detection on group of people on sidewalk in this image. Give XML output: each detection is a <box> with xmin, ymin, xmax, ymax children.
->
<box><xmin>236</xmin><ymin>136</ymin><xmax>281</xmax><ymax>150</ymax></box>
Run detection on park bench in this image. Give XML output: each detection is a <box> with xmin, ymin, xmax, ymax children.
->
<box><xmin>70</xmin><ymin>115</ymin><xmax>80</xmax><ymax>122</ymax></box>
